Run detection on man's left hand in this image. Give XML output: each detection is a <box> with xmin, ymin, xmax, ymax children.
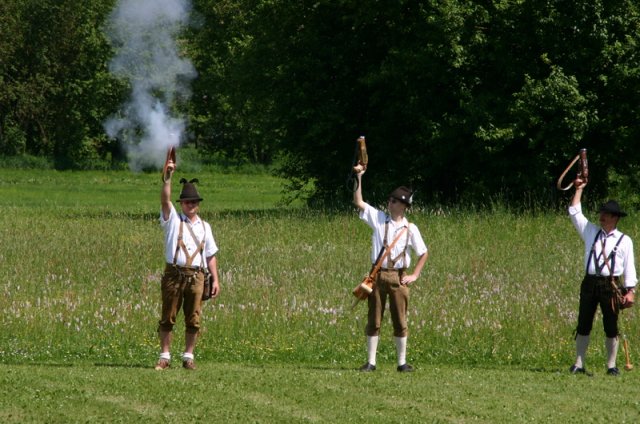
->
<box><xmin>401</xmin><ymin>274</ymin><xmax>418</xmax><ymax>286</ymax></box>
<box><xmin>212</xmin><ymin>280</ymin><xmax>221</xmax><ymax>298</ymax></box>
<box><xmin>623</xmin><ymin>291</ymin><xmax>635</xmax><ymax>308</ymax></box>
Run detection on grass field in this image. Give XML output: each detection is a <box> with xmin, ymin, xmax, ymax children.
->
<box><xmin>3</xmin><ymin>362</ymin><xmax>640</xmax><ymax>423</ymax></box>
<box><xmin>2</xmin><ymin>168</ymin><xmax>640</xmax><ymax>422</ymax></box>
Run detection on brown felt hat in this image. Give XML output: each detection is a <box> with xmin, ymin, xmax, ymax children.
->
<box><xmin>389</xmin><ymin>186</ymin><xmax>413</xmax><ymax>206</ymax></box>
<box><xmin>177</xmin><ymin>178</ymin><xmax>203</xmax><ymax>202</ymax></box>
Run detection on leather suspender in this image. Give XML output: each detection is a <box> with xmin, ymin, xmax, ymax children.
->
<box><xmin>368</xmin><ymin>227</ymin><xmax>409</xmax><ymax>279</ymax></box>
<box><xmin>601</xmin><ymin>234</ymin><xmax>625</xmax><ymax>277</ymax></box>
<box><xmin>172</xmin><ymin>217</ymin><xmax>206</xmax><ymax>268</ymax></box>
<box><xmin>586</xmin><ymin>230</ymin><xmax>603</xmax><ymax>275</ymax></box>
<box><xmin>586</xmin><ymin>230</ymin><xmax>625</xmax><ymax>276</ymax></box>
<box><xmin>383</xmin><ymin>219</ymin><xmax>411</xmax><ymax>268</ymax></box>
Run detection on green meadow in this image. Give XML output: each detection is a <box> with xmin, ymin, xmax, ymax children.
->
<box><xmin>2</xmin><ymin>168</ymin><xmax>640</xmax><ymax>423</ymax></box>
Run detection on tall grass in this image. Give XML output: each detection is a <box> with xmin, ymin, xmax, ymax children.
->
<box><xmin>1</xmin><ymin>169</ymin><xmax>638</xmax><ymax>372</ymax></box>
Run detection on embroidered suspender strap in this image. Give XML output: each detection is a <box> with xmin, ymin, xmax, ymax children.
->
<box><xmin>183</xmin><ymin>221</ymin><xmax>206</xmax><ymax>268</ymax></box>
<box><xmin>369</xmin><ymin>227</ymin><xmax>408</xmax><ymax>278</ymax></box>
<box><xmin>611</xmin><ymin>234</ymin><xmax>625</xmax><ymax>275</ymax></box>
<box><xmin>389</xmin><ymin>223</ymin><xmax>411</xmax><ymax>267</ymax></box>
<box><xmin>172</xmin><ymin>220</ymin><xmax>184</xmax><ymax>267</ymax></box>
<box><xmin>586</xmin><ymin>230</ymin><xmax>603</xmax><ymax>274</ymax></box>
<box><xmin>600</xmin><ymin>233</ymin><xmax>625</xmax><ymax>279</ymax></box>
<box><xmin>172</xmin><ymin>219</ymin><xmax>205</xmax><ymax>268</ymax></box>
<box><xmin>383</xmin><ymin>220</ymin><xmax>411</xmax><ymax>268</ymax></box>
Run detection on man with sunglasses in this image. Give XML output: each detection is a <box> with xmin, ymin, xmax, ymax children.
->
<box><xmin>353</xmin><ymin>169</ymin><xmax>428</xmax><ymax>372</ymax></box>
<box><xmin>568</xmin><ymin>178</ymin><xmax>636</xmax><ymax>376</ymax></box>
<box><xmin>155</xmin><ymin>160</ymin><xmax>220</xmax><ymax>371</ymax></box>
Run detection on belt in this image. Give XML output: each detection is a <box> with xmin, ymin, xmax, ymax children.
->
<box><xmin>380</xmin><ymin>268</ymin><xmax>406</xmax><ymax>272</ymax></box>
<box><xmin>586</xmin><ymin>274</ymin><xmax>619</xmax><ymax>282</ymax></box>
<box><xmin>167</xmin><ymin>263</ymin><xmax>203</xmax><ymax>272</ymax></box>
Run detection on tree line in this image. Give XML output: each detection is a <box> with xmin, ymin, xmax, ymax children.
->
<box><xmin>1</xmin><ymin>0</ymin><xmax>640</xmax><ymax>207</ymax></box>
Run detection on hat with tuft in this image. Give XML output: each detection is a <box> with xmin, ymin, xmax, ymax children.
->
<box><xmin>598</xmin><ymin>200</ymin><xmax>627</xmax><ymax>217</ymax></box>
<box><xmin>177</xmin><ymin>178</ymin><xmax>203</xmax><ymax>202</ymax></box>
<box><xmin>389</xmin><ymin>186</ymin><xmax>413</xmax><ymax>206</ymax></box>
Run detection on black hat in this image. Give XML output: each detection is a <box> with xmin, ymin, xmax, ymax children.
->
<box><xmin>177</xmin><ymin>178</ymin><xmax>203</xmax><ymax>202</ymax></box>
<box><xmin>389</xmin><ymin>186</ymin><xmax>413</xmax><ymax>206</ymax></box>
<box><xmin>599</xmin><ymin>200</ymin><xmax>627</xmax><ymax>217</ymax></box>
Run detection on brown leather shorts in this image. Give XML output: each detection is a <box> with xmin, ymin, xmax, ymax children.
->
<box><xmin>158</xmin><ymin>264</ymin><xmax>205</xmax><ymax>334</ymax></box>
<box><xmin>365</xmin><ymin>269</ymin><xmax>409</xmax><ymax>337</ymax></box>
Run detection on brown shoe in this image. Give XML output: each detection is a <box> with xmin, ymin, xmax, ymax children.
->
<box><xmin>154</xmin><ymin>358</ymin><xmax>170</xmax><ymax>371</ymax></box>
<box><xmin>182</xmin><ymin>359</ymin><xmax>196</xmax><ymax>370</ymax></box>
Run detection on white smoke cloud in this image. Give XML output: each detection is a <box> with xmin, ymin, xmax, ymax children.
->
<box><xmin>104</xmin><ymin>0</ymin><xmax>197</xmax><ymax>171</ymax></box>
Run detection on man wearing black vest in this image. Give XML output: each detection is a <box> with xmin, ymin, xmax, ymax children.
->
<box><xmin>568</xmin><ymin>179</ymin><xmax>636</xmax><ymax>376</ymax></box>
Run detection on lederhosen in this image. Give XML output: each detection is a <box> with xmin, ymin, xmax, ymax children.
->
<box><xmin>366</xmin><ymin>220</ymin><xmax>412</xmax><ymax>338</ymax></box>
<box><xmin>576</xmin><ymin>230</ymin><xmax>625</xmax><ymax>338</ymax></box>
<box><xmin>158</xmin><ymin>217</ymin><xmax>207</xmax><ymax>334</ymax></box>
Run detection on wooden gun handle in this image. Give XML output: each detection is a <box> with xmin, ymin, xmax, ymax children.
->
<box><xmin>162</xmin><ymin>146</ymin><xmax>177</xmax><ymax>182</ymax></box>
<box><xmin>577</xmin><ymin>148</ymin><xmax>588</xmax><ymax>184</ymax></box>
<box><xmin>353</xmin><ymin>136</ymin><xmax>368</xmax><ymax>172</ymax></box>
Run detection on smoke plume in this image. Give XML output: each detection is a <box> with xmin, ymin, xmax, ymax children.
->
<box><xmin>104</xmin><ymin>0</ymin><xmax>196</xmax><ymax>171</ymax></box>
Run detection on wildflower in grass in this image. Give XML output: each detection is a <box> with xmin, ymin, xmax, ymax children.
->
<box><xmin>5</xmin><ymin>168</ymin><xmax>640</xmax><ymax>367</ymax></box>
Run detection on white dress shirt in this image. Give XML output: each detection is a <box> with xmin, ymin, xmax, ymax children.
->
<box><xmin>359</xmin><ymin>203</ymin><xmax>428</xmax><ymax>269</ymax></box>
<box><xmin>569</xmin><ymin>203</ymin><xmax>637</xmax><ymax>287</ymax></box>
<box><xmin>160</xmin><ymin>204</ymin><xmax>218</xmax><ymax>267</ymax></box>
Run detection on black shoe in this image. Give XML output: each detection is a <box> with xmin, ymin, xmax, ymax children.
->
<box><xmin>397</xmin><ymin>363</ymin><xmax>414</xmax><ymax>372</ymax></box>
<box><xmin>359</xmin><ymin>363</ymin><xmax>376</xmax><ymax>372</ymax></box>
<box><xmin>607</xmin><ymin>367</ymin><xmax>620</xmax><ymax>376</ymax></box>
<box><xmin>569</xmin><ymin>365</ymin><xmax>586</xmax><ymax>374</ymax></box>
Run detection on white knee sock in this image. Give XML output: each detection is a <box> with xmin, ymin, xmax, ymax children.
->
<box><xmin>606</xmin><ymin>337</ymin><xmax>619</xmax><ymax>369</ymax></box>
<box><xmin>395</xmin><ymin>336</ymin><xmax>407</xmax><ymax>366</ymax></box>
<box><xmin>182</xmin><ymin>352</ymin><xmax>194</xmax><ymax>362</ymax></box>
<box><xmin>367</xmin><ymin>336</ymin><xmax>379</xmax><ymax>366</ymax></box>
<box><xmin>159</xmin><ymin>352</ymin><xmax>171</xmax><ymax>361</ymax></box>
<box><xmin>575</xmin><ymin>334</ymin><xmax>590</xmax><ymax>368</ymax></box>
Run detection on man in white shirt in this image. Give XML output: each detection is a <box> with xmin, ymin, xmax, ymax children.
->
<box><xmin>353</xmin><ymin>170</ymin><xmax>428</xmax><ymax>372</ymax></box>
<box><xmin>568</xmin><ymin>179</ymin><xmax>636</xmax><ymax>376</ymax></box>
<box><xmin>155</xmin><ymin>160</ymin><xmax>220</xmax><ymax>371</ymax></box>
